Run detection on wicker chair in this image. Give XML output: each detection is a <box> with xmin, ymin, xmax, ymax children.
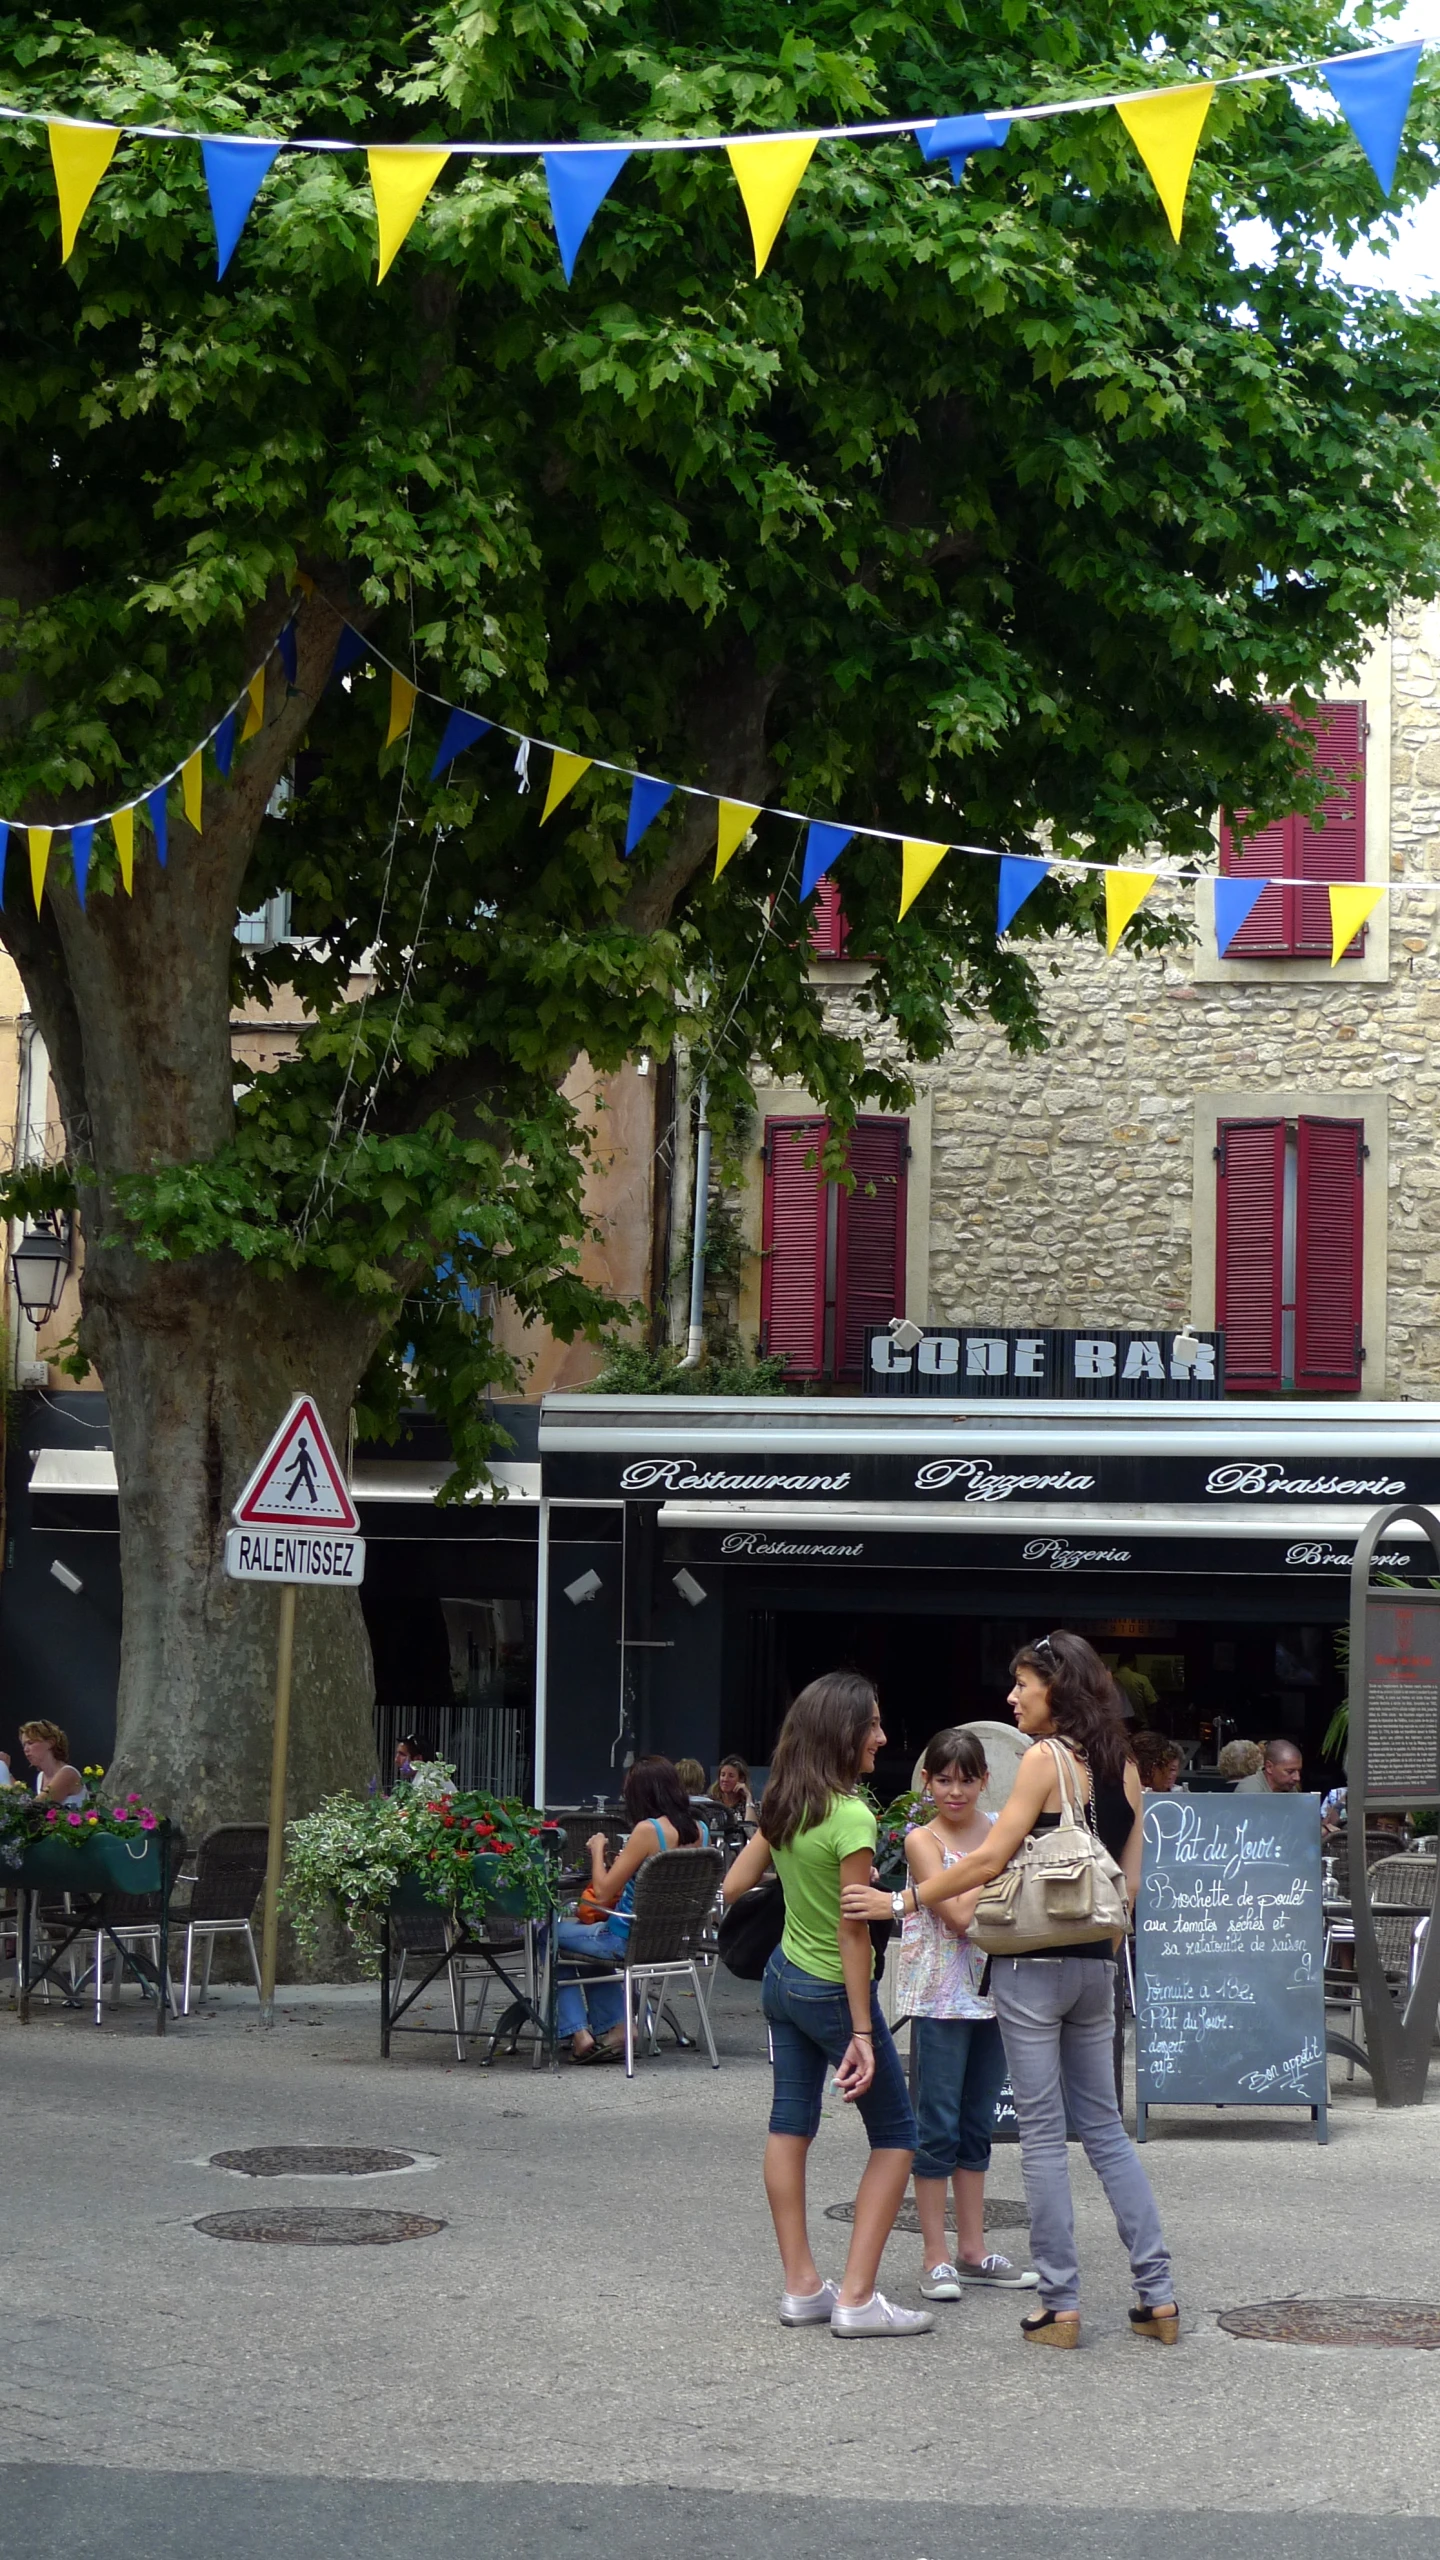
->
<box><xmin>171</xmin><ymin>1825</ymin><xmax>270</xmax><ymax>2013</ymax></box>
<box><xmin>1367</xmin><ymin>1855</ymin><xmax>1439</xmax><ymax>1916</ymax></box>
<box><xmin>557</xmin><ymin>1845</ymin><xmax>723</xmax><ymax>2076</ymax></box>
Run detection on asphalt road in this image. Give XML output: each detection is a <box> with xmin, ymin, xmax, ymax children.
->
<box><xmin>5</xmin><ymin>1971</ymin><xmax>1440</xmax><ymax>2557</ymax></box>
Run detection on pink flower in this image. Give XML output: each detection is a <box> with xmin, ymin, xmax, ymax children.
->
<box><xmin>67</xmin><ymin>1811</ymin><xmax>83</xmax><ymax>1826</ymax></box>
<box><xmin>139</xmin><ymin>1811</ymin><xmax>157</xmax><ymax>1830</ymax></box>
<box><xmin>126</xmin><ymin>1794</ymin><xmax>141</xmax><ymax>1805</ymax></box>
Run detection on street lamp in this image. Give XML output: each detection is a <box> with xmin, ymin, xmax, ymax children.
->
<box><xmin>9</xmin><ymin>1216</ymin><xmax>70</xmax><ymax>1322</ymax></box>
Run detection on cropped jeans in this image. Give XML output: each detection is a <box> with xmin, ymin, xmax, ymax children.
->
<box><xmin>990</xmin><ymin>1955</ymin><xmax>1174</xmax><ymax>2315</ymax></box>
<box><xmin>762</xmin><ymin>1949</ymin><xmax>917</xmax><ymax>2151</ymax></box>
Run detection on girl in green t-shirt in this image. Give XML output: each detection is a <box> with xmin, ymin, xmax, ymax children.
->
<box><xmin>723</xmin><ymin>1673</ymin><xmax>931</xmax><ymax>2341</ymax></box>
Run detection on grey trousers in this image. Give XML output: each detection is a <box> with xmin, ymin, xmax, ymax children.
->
<box><xmin>991</xmin><ymin>1955</ymin><xmax>1174</xmax><ymax>2315</ymax></box>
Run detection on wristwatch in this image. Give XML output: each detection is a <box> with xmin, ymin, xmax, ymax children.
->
<box><xmin>891</xmin><ymin>1888</ymin><xmax>909</xmax><ymax>1924</ymax></box>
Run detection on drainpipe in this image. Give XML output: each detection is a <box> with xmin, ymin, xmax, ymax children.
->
<box><xmin>676</xmin><ymin>1076</ymin><xmax>711</xmax><ymax>1370</ymax></box>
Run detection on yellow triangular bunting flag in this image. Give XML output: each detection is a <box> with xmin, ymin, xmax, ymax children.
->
<box><xmin>1115</xmin><ymin>85</ymin><xmax>1214</xmax><ymax>242</ymax></box>
<box><xmin>112</xmin><ymin>806</ymin><xmax>134</xmax><ymax>895</ymax></box>
<box><xmin>241</xmin><ymin>670</ymin><xmax>265</xmax><ymax>743</ymax></box>
<box><xmin>715</xmin><ymin>800</ymin><xmax>761</xmax><ymax>879</ymax></box>
<box><xmin>898</xmin><ymin>838</ymin><xmax>951</xmax><ymax>921</ymax></box>
<box><xmin>1104</xmin><ymin>868</ymin><xmax>1156</xmax><ymax>953</ymax></box>
<box><xmin>48</xmin><ymin>120</ymin><xmax>120</xmax><ymax>262</ymax></box>
<box><xmin>541</xmin><ymin>749</ymin><xmax>593</xmax><ymax>824</ymax></box>
<box><xmin>385</xmin><ymin>671</ymin><xmax>418</xmax><ymax>750</ymax></box>
<box><xmin>725</xmin><ymin>137</ymin><xmax>817</xmax><ymax>276</ymax></box>
<box><xmin>28</xmin><ymin>826</ymin><xmax>52</xmax><ymax>913</ymax></box>
<box><xmin>368</xmin><ymin>147</ymin><xmax>451</xmax><ymax>282</ymax></box>
<box><xmin>1329</xmin><ymin>881</ymin><xmax>1385</xmax><ymax>966</ymax></box>
<box><xmin>182</xmin><ymin>751</ymin><xmax>203</xmax><ymax>832</ymax></box>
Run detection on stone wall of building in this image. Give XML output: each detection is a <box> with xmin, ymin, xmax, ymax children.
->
<box><xmin>816</xmin><ymin>600</ymin><xmax>1440</xmax><ymax>1399</ymax></box>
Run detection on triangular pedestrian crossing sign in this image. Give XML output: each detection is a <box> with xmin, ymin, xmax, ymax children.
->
<box><xmin>233</xmin><ymin>1395</ymin><xmax>360</xmax><ymax>1532</ymax></box>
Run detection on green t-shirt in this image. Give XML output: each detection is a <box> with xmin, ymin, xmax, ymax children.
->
<box><xmin>771</xmin><ymin>1793</ymin><xmax>878</xmax><ymax>1984</ymax></box>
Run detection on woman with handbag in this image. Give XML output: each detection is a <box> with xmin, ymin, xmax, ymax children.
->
<box><xmin>722</xmin><ymin>1672</ymin><xmax>931</xmax><ymax>2340</ymax></box>
<box><xmin>843</xmin><ymin>1632</ymin><xmax>1177</xmax><ymax>2350</ymax></box>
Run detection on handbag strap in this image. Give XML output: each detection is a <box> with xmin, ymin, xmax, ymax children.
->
<box><xmin>1047</xmin><ymin>1738</ymin><xmax>1094</xmax><ymax>1836</ymax></box>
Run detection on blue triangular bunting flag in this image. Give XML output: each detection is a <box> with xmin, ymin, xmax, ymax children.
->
<box><xmin>1213</xmin><ymin>873</ymin><xmax>1271</xmax><ymax>954</ymax></box>
<box><xmin>147</xmin><ymin>785</ymin><xmax>169</xmax><ymax>869</ymax></box>
<box><xmin>1322</xmin><ymin>43</ymin><xmax>1422</xmax><ymax>197</ymax></box>
<box><xmin>277</xmin><ymin>622</ymin><xmax>298</xmax><ymax>688</ymax></box>
<box><xmin>624</xmin><ymin>774</ymin><xmax>675</xmax><ymax>855</ymax></box>
<box><xmin>332</xmin><ymin>624</ymin><xmax>371</xmax><ymax>682</ymax></box>
<box><xmin>800</xmin><ymin>822</ymin><xmax>854</xmax><ymax>904</ymax></box>
<box><xmin>918</xmin><ymin>112</ymin><xmax>1012</xmax><ymax>185</ymax></box>
<box><xmin>213</xmin><ymin>711</ymin><xmax>238</xmax><ymax>777</ymax></box>
<box><xmin>997</xmin><ymin>854</ymin><xmax>1050</xmax><ymax>934</ymax></box>
<box><xmin>429</xmin><ymin>708</ymin><xmax>492</xmax><ymax>780</ymax></box>
<box><xmin>201</xmin><ymin>137</ymin><xmax>282</xmax><ymax>279</ymax></box>
<box><xmin>71</xmin><ymin>821</ymin><xmax>94</xmax><ymax>911</ymax></box>
<box><xmin>543</xmin><ymin>146</ymin><xmax>632</xmax><ymax>284</ymax></box>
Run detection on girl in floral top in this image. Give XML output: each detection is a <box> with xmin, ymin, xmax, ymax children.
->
<box><xmin>896</xmin><ymin>1727</ymin><xmax>1038</xmax><ymax>2301</ymax></box>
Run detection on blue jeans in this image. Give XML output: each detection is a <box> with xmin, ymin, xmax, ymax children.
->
<box><xmin>762</xmin><ymin>1949</ymin><xmax>916</xmax><ymax>2150</ymax></box>
<box><xmin>554</xmin><ymin>1918</ymin><xmax>628</xmax><ymax>2040</ymax></box>
<box><xmin>991</xmin><ymin>1956</ymin><xmax>1174</xmax><ymax>2314</ymax></box>
<box><xmin>912</xmin><ymin>2015</ymin><xmax>1009</xmax><ymax>2180</ymax></box>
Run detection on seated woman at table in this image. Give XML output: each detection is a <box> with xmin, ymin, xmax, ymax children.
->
<box><xmin>20</xmin><ymin>1720</ymin><xmax>86</xmax><ymax>1806</ymax></box>
<box><xmin>556</xmin><ymin>1756</ymin><xmax>707</xmax><ymax>2063</ymax></box>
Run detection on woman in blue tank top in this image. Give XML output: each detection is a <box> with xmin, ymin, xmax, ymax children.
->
<box><xmin>557</xmin><ymin>1756</ymin><xmax>707</xmax><ymax>2063</ymax></box>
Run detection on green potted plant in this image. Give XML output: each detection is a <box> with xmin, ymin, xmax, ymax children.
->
<box><xmin>282</xmin><ymin>1764</ymin><xmax>559</xmax><ymax>1966</ymax></box>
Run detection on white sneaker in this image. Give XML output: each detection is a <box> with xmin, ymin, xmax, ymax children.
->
<box><xmin>955</xmin><ymin>2252</ymin><xmax>1040</xmax><ymax>2289</ymax></box>
<box><xmin>779</xmin><ymin>2279</ymin><xmax>840</xmax><ymax>2327</ymax></box>
<box><xmin>830</xmin><ymin>2291</ymin><xmax>935</xmax><ymax>2339</ymax></box>
<box><xmin>920</xmin><ymin>2261</ymin><xmax>963</xmax><ymax>2300</ymax></box>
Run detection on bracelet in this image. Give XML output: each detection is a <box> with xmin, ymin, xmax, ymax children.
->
<box><xmin>851</xmin><ymin>2029</ymin><xmax>873</xmax><ymax>2040</ymax></box>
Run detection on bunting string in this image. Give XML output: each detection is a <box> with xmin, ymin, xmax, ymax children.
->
<box><xmin>0</xmin><ymin>600</ymin><xmax>1410</xmax><ymax>966</ymax></box>
<box><xmin>0</xmin><ymin>37</ymin><xmax>1424</xmax><ymax>284</ymax></box>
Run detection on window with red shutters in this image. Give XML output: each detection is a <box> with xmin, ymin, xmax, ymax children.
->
<box><xmin>835</xmin><ymin>1119</ymin><xmax>909</xmax><ymax>1380</ymax></box>
<box><xmin>759</xmin><ymin>1114</ymin><xmax>908</xmax><ymax>1379</ymax></box>
<box><xmin>1218</xmin><ymin>700</ymin><xmax>1367</xmax><ymax>959</ymax></box>
<box><xmin>1215</xmin><ymin>1114</ymin><xmax>1365</xmax><ymax>1394</ymax></box>
<box><xmin>1216</xmin><ymin>1119</ymin><xmax>1286</xmax><ymax>1388</ymax></box>
<box><xmin>1294</xmin><ymin>1118</ymin><xmax>1364</xmax><ymax>1392</ymax></box>
<box><xmin>808</xmin><ymin>880</ymin><xmax>849</xmax><ymax>959</ymax></box>
<box><xmin>759</xmin><ymin>1118</ymin><xmax>829</xmax><ymax>1376</ymax></box>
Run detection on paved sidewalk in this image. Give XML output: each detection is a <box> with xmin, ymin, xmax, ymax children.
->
<box><xmin>4</xmin><ymin>1969</ymin><xmax>1439</xmax><ymax>2549</ymax></box>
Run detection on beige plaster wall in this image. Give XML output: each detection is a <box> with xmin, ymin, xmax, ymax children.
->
<box><xmin>492</xmin><ymin>1057</ymin><xmax>658</xmax><ymax>1397</ymax></box>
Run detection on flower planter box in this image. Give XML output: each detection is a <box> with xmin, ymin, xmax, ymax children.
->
<box><xmin>390</xmin><ymin>1856</ymin><xmax>532</xmax><ymax>1923</ymax></box>
<box><xmin>16</xmin><ymin>1831</ymin><xmax>165</xmax><ymax>1895</ymax></box>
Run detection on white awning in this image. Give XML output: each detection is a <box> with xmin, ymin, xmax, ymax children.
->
<box><xmin>656</xmin><ymin>1499</ymin><xmax>1429</xmax><ymax>1541</ymax></box>
<box><xmin>28</xmin><ymin>1450</ymin><xmax>540</xmax><ymax>1506</ymax></box>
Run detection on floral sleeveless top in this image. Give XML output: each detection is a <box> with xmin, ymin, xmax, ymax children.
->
<box><xmin>893</xmin><ymin>1822</ymin><xmax>996</xmax><ymax>2021</ymax></box>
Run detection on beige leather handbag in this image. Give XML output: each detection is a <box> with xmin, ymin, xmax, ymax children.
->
<box><xmin>968</xmin><ymin>1738</ymin><xmax>1129</xmax><ymax>1955</ymax></box>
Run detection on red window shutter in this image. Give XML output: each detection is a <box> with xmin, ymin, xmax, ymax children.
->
<box><xmin>1294</xmin><ymin>1117</ymin><xmax>1364</xmax><ymax>1392</ymax></box>
<box><xmin>759</xmin><ymin>1117</ymin><xmax>829</xmax><ymax>1376</ymax></box>
<box><xmin>834</xmin><ymin>1119</ymin><xmax>908</xmax><ymax>1380</ymax></box>
<box><xmin>1218</xmin><ymin>808</ymin><xmax>1295</xmax><ymax>956</ymax></box>
<box><xmin>808</xmin><ymin>880</ymin><xmax>849</xmax><ymax>959</ymax></box>
<box><xmin>1219</xmin><ymin>701</ymin><xmax>1365</xmax><ymax>959</ymax></box>
<box><xmin>1216</xmin><ymin>1119</ymin><xmax>1285</xmax><ymax>1389</ymax></box>
<box><xmin>1293</xmin><ymin>701</ymin><xmax>1367</xmax><ymax>957</ymax></box>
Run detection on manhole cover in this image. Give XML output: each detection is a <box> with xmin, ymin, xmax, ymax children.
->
<box><xmin>194</xmin><ymin>2207</ymin><xmax>444</xmax><ymax>2246</ymax></box>
<box><xmin>208</xmin><ymin>2145</ymin><xmax>416</xmax><ymax>2178</ymax></box>
<box><xmin>1217</xmin><ymin>2299</ymin><xmax>1440</xmax><ymax>2350</ymax></box>
<box><xmin>825</xmin><ymin>2198</ymin><xmax>1028</xmax><ymax>2234</ymax></box>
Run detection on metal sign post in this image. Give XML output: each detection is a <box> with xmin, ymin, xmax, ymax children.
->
<box><xmin>225</xmin><ymin>1396</ymin><xmax>366</xmax><ymax>2027</ymax></box>
<box><xmin>1347</xmin><ymin>1502</ymin><xmax>1440</xmax><ymax>2106</ymax></box>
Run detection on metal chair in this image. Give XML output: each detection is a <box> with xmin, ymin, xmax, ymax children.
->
<box><xmin>556</xmin><ymin>1846</ymin><xmax>724</xmax><ymax>2077</ymax></box>
<box><xmin>172</xmin><ymin>1825</ymin><xmax>269</xmax><ymax>2013</ymax></box>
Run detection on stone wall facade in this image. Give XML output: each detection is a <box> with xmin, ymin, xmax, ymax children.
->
<box><xmin>802</xmin><ymin>602</ymin><xmax>1440</xmax><ymax>1400</ymax></box>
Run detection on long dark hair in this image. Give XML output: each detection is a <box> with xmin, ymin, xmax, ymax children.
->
<box><xmin>759</xmin><ymin>1672</ymin><xmax>878</xmax><ymax>1849</ymax></box>
<box><xmin>920</xmin><ymin>1726</ymin><xmax>988</xmax><ymax>1784</ymax></box>
<box><xmin>623</xmin><ymin>1755</ymin><xmax>701</xmax><ymax>1845</ymax></box>
<box><xmin>1010</xmin><ymin>1632</ymin><xmax>1133</xmax><ymax>1786</ymax></box>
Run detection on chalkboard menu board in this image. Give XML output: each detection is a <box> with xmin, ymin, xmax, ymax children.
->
<box><xmin>1135</xmin><ymin>1793</ymin><xmax>1327</xmax><ymax>2143</ymax></box>
<box><xmin>1362</xmin><ymin>1594</ymin><xmax>1440</xmax><ymax>1808</ymax></box>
